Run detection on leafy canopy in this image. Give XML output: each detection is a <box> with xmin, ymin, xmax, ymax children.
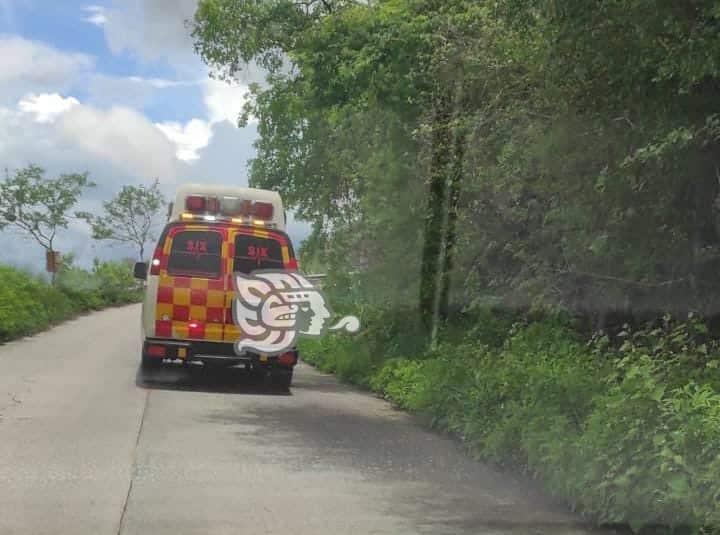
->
<box><xmin>0</xmin><ymin>164</ymin><xmax>94</xmax><ymax>252</ymax></box>
<box><xmin>77</xmin><ymin>180</ymin><xmax>166</xmax><ymax>260</ymax></box>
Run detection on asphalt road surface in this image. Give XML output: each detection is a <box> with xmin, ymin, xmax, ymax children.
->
<box><xmin>0</xmin><ymin>305</ymin><xmax>613</xmax><ymax>535</ymax></box>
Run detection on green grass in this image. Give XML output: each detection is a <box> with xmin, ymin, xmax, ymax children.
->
<box><xmin>0</xmin><ymin>261</ymin><xmax>142</xmax><ymax>343</ymax></box>
<box><xmin>300</xmin><ymin>308</ymin><xmax>720</xmax><ymax>534</ymax></box>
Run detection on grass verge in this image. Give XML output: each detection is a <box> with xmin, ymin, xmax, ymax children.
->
<box><xmin>0</xmin><ymin>260</ymin><xmax>142</xmax><ymax>343</ymax></box>
<box><xmin>300</xmin><ymin>308</ymin><xmax>720</xmax><ymax>534</ymax></box>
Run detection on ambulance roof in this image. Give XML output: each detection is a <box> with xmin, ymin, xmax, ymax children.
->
<box><xmin>169</xmin><ymin>183</ymin><xmax>286</xmax><ymax>231</ymax></box>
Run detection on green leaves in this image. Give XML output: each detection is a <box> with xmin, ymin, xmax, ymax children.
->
<box><xmin>0</xmin><ymin>164</ymin><xmax>93</xmax><ymax>252</ymax></box>
<box><xmin>0</xmin><ymin>261</ymin><xmax>141</xmax><ymax>342</ymax></box>
<box><xmin>76</xmin><ymin>179</ymin><xmax>166</xmax><ymax>260</ymax></box>
<box><xmin>194</xmin><ymin>2</ymin><xmax>720</xmax><ymax>525</ymax></box>
<box><xmin>303</xmin><ymin>303</ymin><xmax>720</xmax><ymax>532</ymax></box>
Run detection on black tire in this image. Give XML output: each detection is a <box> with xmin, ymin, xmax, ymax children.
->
<box><xmin>269</xmin><ymin>369</ymin><xmax>293</xmax><ymax>391</ymax></box>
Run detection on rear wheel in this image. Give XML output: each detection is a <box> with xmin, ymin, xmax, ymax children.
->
<box><xmin>268</xmin><ymin>369</ymin><xmax>293</xmax><ymax>391</ymax></box>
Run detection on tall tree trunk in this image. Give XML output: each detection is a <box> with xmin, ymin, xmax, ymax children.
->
<box><xmin>691</xmin><ymin>153</ymin><xmax>720</xmax><ymax>314</ymax></box>
<box><xmin>438</xmin><ymin>106</ymin><xmax>466</xmax><ymax>320</ymax></box>
<box><xmin>419</xmin><ymin>90</ymin><xmax>453</xmax><ymax>334</ymax></box>
<box><xmin>50</xmin><ymin>248</ymin><xmax>57</xmax><ymax>285</ymax></box>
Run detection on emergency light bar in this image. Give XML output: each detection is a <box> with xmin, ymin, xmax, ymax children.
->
<box><xmin>184</xmin><ymin>195</ymin><xmax>274</xmax><ymax>220</ymax></box>
<box><xmin>180</xmin><ymin>212</ymin><xmax>277</xmax><ymax>228</ymax></box>
<box><xmin>170</xmin><ymin>185</ymin><xmax>285</xmax><ymax>231</ymax></box>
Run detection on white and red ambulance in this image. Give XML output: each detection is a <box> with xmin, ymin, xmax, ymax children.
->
<box><xmin>133</xmin><ymin>184</ymin><xmax>299</xmax><ymax>389</ymax></box>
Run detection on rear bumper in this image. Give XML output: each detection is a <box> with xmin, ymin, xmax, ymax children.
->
<box><xmin>142</xmin><ymin>339</ymin><xmax>298</xmax><ymax>367</ymax></box>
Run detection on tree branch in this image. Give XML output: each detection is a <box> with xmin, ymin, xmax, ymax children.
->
<box><xmin>559</xmin><ymin>269</ymin><xmax>688</xmax><ymax>288</ymax></box>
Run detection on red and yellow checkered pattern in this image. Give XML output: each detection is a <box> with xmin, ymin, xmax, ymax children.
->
<box><xmin>153</xmin><ymin>224</ymin><xmax>292</xmax><ymax>343</ymax></box>
<box><xmin>154</xmin><ymin>273</ymin><xmax>229</xmax><ymax>341</ymax></box>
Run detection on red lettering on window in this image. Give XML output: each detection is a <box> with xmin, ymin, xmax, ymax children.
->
<box><xmin>245</xmin><ymin>244</ymin><xmax>270</xmax><ymax>266</ymax></box>
<box><xmin>186</xmin><ymin>240</ymin><xmax>208</xmax><ymax>258</ymax></box>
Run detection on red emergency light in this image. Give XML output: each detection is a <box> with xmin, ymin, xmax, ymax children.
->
<box><xmin>252</xmin><ymin>202</ymin><xmax>274</xmax><ymax>220</ymax></box>
<box><xmin>206</xmin><ymin>196</ymin><xmax>220</xmax><ymax>212</ymax></box>
<box><xmin>185</xmin><ymin>195</ymin><xmax>221</xmax><ymax>213</ymax></box>
<box><xmin>185</xmin><ymin>195</ymin><xmax>275</xmax><ymax>222</ymax></box>
<box><xmin>185</xmin><ymin>195</ymin><xmax>206</xmax><ymax>212</ymax></box>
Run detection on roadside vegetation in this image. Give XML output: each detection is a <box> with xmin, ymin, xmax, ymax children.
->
<box><xmin>194</xmin><ymin>0</ymin><xmax>720</xmax><ymax>532</ymax></box>
<box><xmin>0</xmin><ymin>167</ymin><xmax>164</xmax><ymax>342</ymax></box>
<box><xmin>301</xmin><ymin>310</ymin><xmax>720</xmax><ymax>533</ymax></box>
<box><xmin>0</xmin><ymin>259</ymin><xmax>143</xmax><ymax>343</ymax></box>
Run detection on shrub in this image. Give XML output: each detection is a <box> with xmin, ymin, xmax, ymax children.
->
<box><xmin>0</xmin><ymin>261</ymin><xmax>142</xmax><ymax>343</ymax></box>
<box><xmin>302</xmin><ymin>306</ymin><xmax>720</xmax><ymax>533</ymax></box>
<box><xmin>92</xmin><ymin>259</ymin><xmax>143</xmax><ymax>305</ymax></box>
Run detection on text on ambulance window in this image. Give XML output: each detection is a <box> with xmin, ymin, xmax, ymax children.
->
<box><xmin>234</xmin><ymin>234</ymin><xmax>285</xmax><ymax>273</ymax></box>
<box><xmin>167</xmin><ymin>230</ymin><xmax>223</xmax><ymax>278</ymax></box>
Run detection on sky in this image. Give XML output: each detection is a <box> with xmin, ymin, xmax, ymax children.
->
<box><xmin>0</xmin><ymin>0</ymin><xmax>310</xmax><ymax>271</ymax></box>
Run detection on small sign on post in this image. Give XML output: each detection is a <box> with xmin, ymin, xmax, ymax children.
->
<box><xmin>46</xmin><ymin>250</ymin><xmax>62</xmax><ymax>273</ymax></box>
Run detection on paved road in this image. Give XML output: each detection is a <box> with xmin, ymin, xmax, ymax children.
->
<box><xmin>0</xmin><ymin>305</ymin><xmax>611</xmax><ymax>535</ymax></box>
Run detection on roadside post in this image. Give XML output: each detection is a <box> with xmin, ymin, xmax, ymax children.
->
<box><xmin>46</xmin><ymin>250</ymin><xmax>62</xmax><ymax>283</ymax></box>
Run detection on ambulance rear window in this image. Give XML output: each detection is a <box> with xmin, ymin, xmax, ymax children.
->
<box><xmin>167</xmin><ymin>230</ymin><xmax>223</xmax><ymax>278</ymax></box>
<box><xmin>233</xmin><ymin>234</ymin><xmax>287</xmax><ymax>273</ymax></box>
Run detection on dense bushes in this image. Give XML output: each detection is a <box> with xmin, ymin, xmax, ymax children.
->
<box><xmin>301</xmin><ymin>310</ymin><xmax>720</xmax><ymax>534</ymax></box>
<box><xmin>0</xmin><ymin>261</ymin><xmax>142</xmax><ymax>342</ymax></box>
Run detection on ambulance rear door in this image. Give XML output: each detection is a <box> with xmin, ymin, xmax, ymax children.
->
<box><xmin>221</xmin><ymin>227</ymin><xmax>297</xmax><ymax>344</ymax></box>
<box><xmin>153</xmin><ymin>224</ymin><xmax>229</xmax><ymax>342</ymax></box>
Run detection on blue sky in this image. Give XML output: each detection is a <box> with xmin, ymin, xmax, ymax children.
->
<box><xmin>0</xmin><ymin>0</ymin><xmax>310</xmax><ymax>269</ymax></box>
<box><xmin>0</xmin><ymin>0</ymin><xmax>206</xmax><ymax>121</ymax></box>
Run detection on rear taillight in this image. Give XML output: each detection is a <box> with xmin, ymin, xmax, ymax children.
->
<box><xmin>149</xmin><ymin>257</ymin><xmax>161</xmax><ymax>275</ymax></box>
<box><xmin>286</xmin><ymin>258</ymin><xmax>299</xmax><ymax>271</ymax></box>
<box><xmin>188</xmin><ymin>321</ymin><xmax>205</xmax><ymax>339</ymax></box>
<box><xmin>146</xmin><ymin>345</ymin><xmax>166</xmax><ymax>357</ymax></box>
<box><xmin>278</xmin><ymin>351</ymin><xmax>297</xmax><ymax>367</ymax></box>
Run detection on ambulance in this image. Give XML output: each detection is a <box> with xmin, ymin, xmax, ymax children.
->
<box><xmin>133</xmin><ymin>184</ymin><xmax>299</xmax><ymax>389</ymax></box>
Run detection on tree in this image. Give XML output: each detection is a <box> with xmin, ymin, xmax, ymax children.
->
<box><xmin>194</xmin><ymin>0</ymin><xmax>720</xmax><ymax>332</ymax></box>
<box><xmin>77</xmin><ymin>180</ymin><xmax>166</xmax><ymax>260</ymax></box>
<box><xmin>0</xmin><ymin>164</ymin><xmax>94</xmax><ymax>281</ymax></box>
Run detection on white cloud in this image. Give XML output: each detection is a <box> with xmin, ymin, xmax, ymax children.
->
<box><xmin>86</xmin><ymin>74</ymin><xmax>202</xmax><ymax>110</ymax></box>
<box><xmin>82</xmin><ymin>5</ymin><xmax>107</xmax><ymax>27</ymax></box>
<box><xmin>0</xmin><ymin>99</ymin><xmax>310</xmax><ymax>269</ymax></box>
<box><xmin>152</xmin><ymin>79</ymin><xmax>253</xmax><ymax>161</ymax></box>
<box><xmin>0</xmin><ymin>35</ymin><xmax>93</xmax><ymax>87</ymax></box>
<box><xmin>203</xmin><ymin>79</ymin><xmax>252</xmax><ymax>125</ymax></box>
<box><xmin>18</xmin><ymin>93</ymin><xmax>79</xmax><ymax>123</ymax></box>
<box><xmin>127</xmin><ymin>75</ymin><xmax>199</xmax><ymax>89</ymax></box>
<box><xmin>155</xmin><ymin>119</ymin><xmax>212</xmax><ymax>161</ymax></box>
<box><xmin>95</xmin><ymin>0</ymin><xmax>270</xmax><ymax>83</ymax></box>
<box><xmin>0</xmin><ymin>102</ymin><xmax>180</xmax><ymax>183</ymax></box>
<box><xmin>55</xmin><ymin>104</ymin><xmax>180</xmax><ymax>182</ymax></box>
<box><xmin>0</xmin><ymin>104</ymin><xmax>176</xmax><ymax>268</ymax></box>
<box><xmin>101</xmin><ymin>0</ymin><xmax>199</xmax><ymax>69</ymax></box>
<box><xmin>0</xmin><ymin>11</ymin><xmax>311</xmax><ymax>268</ymax></box>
